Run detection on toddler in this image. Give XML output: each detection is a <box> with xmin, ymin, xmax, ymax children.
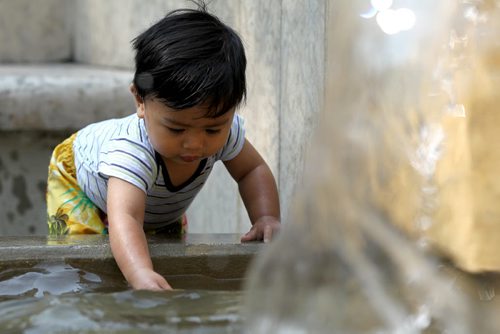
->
<box><xmin>46</xmin><ymin>2</ymin><xmax>280</xmax><ymax>290</ymax></box>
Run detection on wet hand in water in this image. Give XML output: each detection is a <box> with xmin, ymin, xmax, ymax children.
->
<box><xmin>129</xmin><ymin>268</ymin><xmax>172</xmax><ymax>291</ymax></box>
<box><xmin>241</xmin><ymin>216</ymin><xmax>280</xmax><ymax>243</ymax></box>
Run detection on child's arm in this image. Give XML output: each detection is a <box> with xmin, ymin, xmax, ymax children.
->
<box><xmin>224</xmin><ymin>139</ymin><xmax>281</xmax><ymax>242</ymax></box>
<box><xmin>107</xmin><ymin>177</ymin><xmax>172</xmax><ymax>290</ymax></box>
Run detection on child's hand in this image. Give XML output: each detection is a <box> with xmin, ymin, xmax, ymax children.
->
<box><xmin>241</xmin><ymin>216</ymin><xmax>280</xmax><ymax>243</ymax></box>
<box><xmin>128</xmin><ymin>268</ymin><xmax>173</xmax><ymax>291</ymax></box>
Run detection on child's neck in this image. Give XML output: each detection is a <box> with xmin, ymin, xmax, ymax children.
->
<box><xmin>162</xmin><ymin>158</ymin><xmax>205</xmax><ymax>189</ymax></box>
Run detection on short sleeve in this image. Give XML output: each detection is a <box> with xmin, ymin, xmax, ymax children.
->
<box><xmin>97</xmin><ymin>137</ymin><xmax>158</xmax><ymax>193</ymax></box>
<box><xmin>217</xmin><ymin>114</ymin><xmax>246</xmax><ymax>161</ymax></box>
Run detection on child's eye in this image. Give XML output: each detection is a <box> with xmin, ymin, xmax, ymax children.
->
<box><xmin>206</xmin><ymin>129</ymin><xmax>221</xmax><ymax>135</ymax></box>
<box><xmin>167</xmin><ymin>127</ymin><xmax>185</xmax><ymax>134</ymax></box>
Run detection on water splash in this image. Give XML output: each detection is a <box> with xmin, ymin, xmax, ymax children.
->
<box><xmin>243</xmin><ymin>1</ymin><xmax>500</xmax><ymax>332</ymax></box>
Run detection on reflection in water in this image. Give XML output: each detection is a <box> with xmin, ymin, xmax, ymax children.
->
<box><xmin>244</xmin><ymin>1</ymin><xmax>500</xmax><ymax>333</ymax></box>
<box><xmin>0</xmin><ymin>263</ymin><xmax>101</xmax><ymax>298</ymax></box>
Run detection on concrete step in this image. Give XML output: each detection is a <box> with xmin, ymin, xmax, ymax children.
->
<box><xmin>0</xmin><ymin>64</ymin><xmax>134</xmax><ymax>131</ymax></box>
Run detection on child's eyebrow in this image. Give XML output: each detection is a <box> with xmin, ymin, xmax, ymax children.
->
<box><xmin>164</xmin><ymin>117</ymin><xmax>231</xmax><ymax>127</ymax></box>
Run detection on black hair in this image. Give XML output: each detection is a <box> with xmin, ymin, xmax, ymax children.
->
<box><xmin>132</xmin><ymin>1</ymin><xmax>246</xmax><ymax>118</ymax></box>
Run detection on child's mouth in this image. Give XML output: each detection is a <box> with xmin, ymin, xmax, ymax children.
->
<box><xmin>180</xmin><ymin>155</ymin><xmax>200</xmax><ymax>163</ymax></box>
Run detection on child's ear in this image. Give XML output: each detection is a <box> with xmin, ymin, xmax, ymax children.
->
<box><xmin>129</xmin><ymin>84</ymin><xmax>145</xmax><ymax>118</ymax></box>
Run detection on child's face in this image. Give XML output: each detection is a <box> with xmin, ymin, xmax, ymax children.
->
<box><xmin>137</xmin><ymin>97</ymin><xmax>234</xmax><ymax>166</ymax></box>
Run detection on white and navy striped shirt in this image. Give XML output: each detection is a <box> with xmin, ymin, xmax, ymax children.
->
<box><xmin>73</xmin><ymin>113</ymin><xmax>245</xmax><ymax>230</ymax></box>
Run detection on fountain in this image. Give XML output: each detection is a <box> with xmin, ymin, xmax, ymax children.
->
<box><xmin>1</xmin><ymin>0</ymin><xmax>500</xmax><ymax>333</ymax></box>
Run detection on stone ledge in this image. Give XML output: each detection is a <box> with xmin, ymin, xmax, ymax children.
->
<box><xmin>0</xmin><ymin>234</ymin><xmax>261</xmax><ymax>261</ymax></box>
<box><xmin>0</xmin><ymin>234</ymin><xmax>262</xmax><ymax>286</ymax></box>
<box><xmin>0</xmin><ymin>64</ymin><xmax>135</xmax><ymax>131</ymax></box>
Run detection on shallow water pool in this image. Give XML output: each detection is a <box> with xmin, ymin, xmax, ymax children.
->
<box><xmin>0</xmin><ymin>234</ymin><xmax>256</xmax><ymax>333</ymax></box>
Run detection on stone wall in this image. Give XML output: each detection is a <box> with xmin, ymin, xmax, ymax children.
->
<box><xmin>0</xmin><ymin>0</ymin><xmax>325</xmax><ymax>235</ymax></box>
<box><xmin>0</xmin><ymin>0</ymin><xmax>72</xmax><ymax>63</ymax></box>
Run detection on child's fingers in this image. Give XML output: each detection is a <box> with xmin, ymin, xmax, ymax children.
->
<box><xmin>240</xmin><ymin>229</ymin><xmax>257</xmax><ymax>242</ymax></box>
<box><xmin>159</xmin><ymin>280</ymin><xmax>173</xmax><ymax>290</ymax></box>
<box><xmin>263</xmin><ymin>224</ymin><xmax>273</xmax><ymax>243</ymax></box>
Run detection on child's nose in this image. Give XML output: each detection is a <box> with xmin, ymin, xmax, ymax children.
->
<box><xmin>183</xmin><ymin>134</ymin><xmax>203</xmax><ymax>151</ymax></box>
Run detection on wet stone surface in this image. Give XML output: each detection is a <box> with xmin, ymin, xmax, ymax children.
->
<box><xmin>0</xmin><ymin>234</ymin><xmax>261</xmax><ymax>291</ymax></box>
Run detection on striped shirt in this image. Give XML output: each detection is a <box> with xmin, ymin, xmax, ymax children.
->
<box><xmin>73</xmin><ymin>113</ymin><xmax>245</xmax><ymax>230</ymax></box>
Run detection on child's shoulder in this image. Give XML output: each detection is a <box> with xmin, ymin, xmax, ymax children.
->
<box><xmin>82</xmin><ymin>113</ymin><xmax>136</xmax><ymax>129</ymax></box>
<box><xmin>76</xmin><ymin>114</ymin><xmax>149</xmax><ymax>147</ymax></box>
<box><xmin>231</xmin><ymin>114</ymin><xmax>245</xmax><ymax>131</ymax></box>
<box><xmin>79</xmin><ymin>114</ymin><xmax>138</xmax><ymax>135</ymax></box>
<box><xmin>216</xmin><ymin>114</ymin><xmax>246</xmax><ymax>161</ymax></box>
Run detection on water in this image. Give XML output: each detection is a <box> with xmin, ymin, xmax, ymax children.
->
<box><xmin>0</xmin><ymin>262</ymin><xmax>244</xmax><ymax>333</ymax></box>
<box><xmin>243</xmin><ymin>0</ymin><xmax>500</xmax><ymax>333</ymax></box>
<box><xmin>1</xmin><ymin>263</ymin><xmax>500</xmax><ymax>333</ymax></box>
<box><xmin>0</xmin><ymin>289</ymin><xmax>243</xmax><ymax>333</ymax></box>
<box><xmin>0</xmin><ymin>262</ymin><xmax>123</xmax><ymax>300</ymax></box>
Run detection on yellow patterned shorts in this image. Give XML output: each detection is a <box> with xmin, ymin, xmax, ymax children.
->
<box><xmin>46</xmin><ymin>133</ymin><xmax>187</xmax><ymax>236</ymax></box>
